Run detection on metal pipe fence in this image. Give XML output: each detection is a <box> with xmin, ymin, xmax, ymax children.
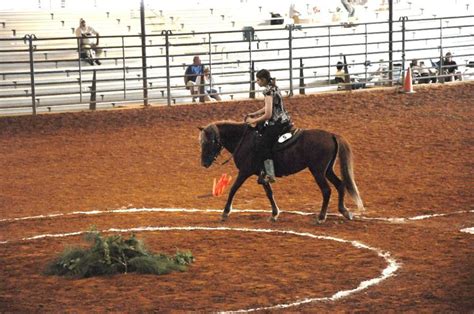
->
<box><xmin>0</xmin><ymin>14</ymin><xmax>473</xmax><ymax>115</ymax></box>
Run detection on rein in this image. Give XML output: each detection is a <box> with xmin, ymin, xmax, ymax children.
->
<box><xmin>220</xmin><ymin>125</ymin><xmax>250</xmax><ymax>165</ymax></box>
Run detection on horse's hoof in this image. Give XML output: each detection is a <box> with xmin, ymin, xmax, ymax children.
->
<box><xmin>340</xmin><ymin>210</ymin><xmax>353</xmax><ymax>220</ymax></box>
<box><xmin>221</xmin><ymin>213</ymin><xmax>229</xmax><ymax>222</ymax></box>
<box><xmin>316</xmin><ymin>217</ymin><xmax>326</xmax><ymax>224</ymax></box>
<box><xmin>269</xmin><ymin>216</ymin><xmax>278</xmax><ymax>222</ymax></box>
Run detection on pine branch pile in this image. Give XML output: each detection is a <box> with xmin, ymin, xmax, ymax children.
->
<box><xmin>45</xmin><ymin>230</ymin><xmax>194</xmax><ymax>278</ymax></box>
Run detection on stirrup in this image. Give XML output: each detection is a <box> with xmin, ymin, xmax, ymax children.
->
<box><xmin>265</xmin><ymin>174</ymin><xmax>276</xmax><ymax>183</ymax></box>
<box><xmin>257</xmin><ymin>171</ymin><xmax>275</xmax><ymax>185</ymax></box>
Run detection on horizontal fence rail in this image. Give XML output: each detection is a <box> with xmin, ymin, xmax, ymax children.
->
<box><xmin>0</xmin><ymin>14</ymin><xmax>473</xmax><ymax>115</ymax></box>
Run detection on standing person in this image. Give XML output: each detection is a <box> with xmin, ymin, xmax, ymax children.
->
<box><xmin>184</xmin><ymin>56</ymin><xmax>204</xmax><ymax>101</ymax></box>
<box><xmin>195</xmin><ymin>67</ymin><xmax>222</xmax><ymax>101</ymax></box>
<box><xmin>244</xmin><ymin>69</ymin><xmax>292</xmax><ymax>184</ymax></box>
<box><xmin>341</xmin><ymin>0</ymin><xmax>355</xmax><ymax>18</ymax></box>
<box><xmin>75</xmin><ymin>18</ymin><xmax>101</xmax><ymax>65</ymax></box>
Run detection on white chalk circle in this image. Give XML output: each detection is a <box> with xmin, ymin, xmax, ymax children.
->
<box><xmin>1</xmin><ymin>225</ymin><xmax>399</xmax><ymax>312</ymax></box>
<box><xmin>1</xmin><ymin>207</ymin><xmax>472</xmax><ymax>224</ymax></box>
<box><xmin>460</xmin><ymin>227</ymin><xmax>474</xmax><ymax>234</ymax></box>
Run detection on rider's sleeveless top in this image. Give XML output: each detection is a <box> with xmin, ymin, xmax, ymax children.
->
<box><xmin>263</xmin><ymin>85</ymin><xmax>290</xmax><ymax>125</ymax></box>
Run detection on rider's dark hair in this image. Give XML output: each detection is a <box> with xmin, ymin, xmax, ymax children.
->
<box><xmin>256</xmin><ymin>69</ymin><xmax>277</xmax><ymax>87</ymax></box>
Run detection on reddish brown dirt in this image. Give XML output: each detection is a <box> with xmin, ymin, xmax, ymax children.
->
<box><xmin>0</xmin><ymin>83</ymin><xmax>473</xmax><ymax>312</ymax></box>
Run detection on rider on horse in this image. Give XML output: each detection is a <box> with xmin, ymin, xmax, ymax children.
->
<box><xmin>244</xmin><ymin>69</ymin><xmax>292</xmax><ymax>184</ymax></box>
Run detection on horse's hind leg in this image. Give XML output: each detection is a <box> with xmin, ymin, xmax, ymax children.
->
<box><xmin>326</xmin><ymin>168</ymin><xmax>353</xmax><ymax>220</ymax></box>
<box><xmin>309</xmin><ymin>167</ymin><xmax>331</xmax><ymax>224</ymax></box>
<box><xmin>262</xmin><ymin>182</ymin><xmax>280</xmax><ymax>222</ymax></box>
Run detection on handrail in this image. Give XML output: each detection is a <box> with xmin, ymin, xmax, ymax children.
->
<box><xmin>1</xmin><ymin>15</ymin><xmax>473</xmax><ymax>115</ymax></box>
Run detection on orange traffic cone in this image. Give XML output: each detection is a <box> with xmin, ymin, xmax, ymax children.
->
<box><xmin>403</xmin><ymin>67</ymin><xmax>416</xmax><ymax>94</ymax></box>
<box><xmin>212</xmin><ymin>173</ymin><xmax>233</xmax><ymax>197</ymax></box>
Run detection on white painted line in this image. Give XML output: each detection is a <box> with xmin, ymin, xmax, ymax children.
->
<box><xmin>460</xmin><ymin>227</ymin><xmax>474</xmax><ymax>234</ymax></box>
<box><xmin>1</xmin><ymin>208</ymin><xmax>473</xmax><ymax>224</ymax></box>
<box><xmin>0</xmin><ymin>225</ymin><xmax>400</xmax><ymax>312</ymax></box>
<box><xmin>408</xmin><ymin>211</ymin><xmax>474</xmax><ymax>221</ymax></box>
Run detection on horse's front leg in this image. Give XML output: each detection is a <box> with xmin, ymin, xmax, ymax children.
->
<box><xmin>262</xmin><ymin>182</ymin><xmax>280</xmax><ymax>222</ymax></box>
<box><xmin>222</xmin><ymin>172</ymin><xmax>250</xmax><ymax>222</ymax></box>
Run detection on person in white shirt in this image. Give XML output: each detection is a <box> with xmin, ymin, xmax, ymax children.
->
<box><xmin>75</xmin><ymin>18</ymin><xmax>101</xmax><ymax>65</ymax></box>
<box><xmin>195</xmin><ymin>67</ymin><xmax>222</xmax><ymax>102</ymax></box>
<box><xmin>289</xmin><ymin>2</ymin><xmax>302</xmax><ymax>24</ymax></box>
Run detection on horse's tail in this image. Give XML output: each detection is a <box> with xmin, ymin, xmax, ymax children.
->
<box><xmin>334</xmin><ymin>135</ymin><xmax>364</xmax><ymax>210</ymax></box>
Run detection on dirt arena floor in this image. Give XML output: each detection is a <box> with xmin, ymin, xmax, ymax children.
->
<box><xmin>1</xmin><ymin>82</ymin><xmax>473</xmax><ymax>312</ymax></box>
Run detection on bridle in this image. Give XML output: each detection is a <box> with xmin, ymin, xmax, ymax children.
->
<box><xmin>203</xmin><ymin>123</ymin><xmax>250</xmax><ymax>166</ymax></box>
<box><xmin>218</xmin><ymin>124</ymin><xmax>250</xmax><ymax>165</ymax></box>
<box><xmin>208</xmin><ymin>124</ymin><xmax>224</xmax><ymax>163</ymax></box>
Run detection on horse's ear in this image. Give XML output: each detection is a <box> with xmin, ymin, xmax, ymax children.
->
<box><xmin>197</xmin><ymin>126</ymin><xmax>204</xmax><ymax>131</ymax></box>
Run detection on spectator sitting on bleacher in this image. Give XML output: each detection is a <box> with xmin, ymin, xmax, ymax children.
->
<box><xmin>372</xmin><ymin>59</ymin><xmax>388</xmax><ymax>86</ymax></box>
<box><xmin>196</xmin><ymin>67</ymin><xmax>222</xmax><ymax>102</ymax></box>
<box><xmin>410</xmin><ymin>59</ymin><xmax>421</xmax><ymax>83</ymax></box>
<box><xmin>289</xmin><ymin>2</ymin><xmax>302</xmax><ymax>24</ymax></box>
<box><xmin>441</xmin><ymin>52</ymin><xmax>462</xmax><ymax>82</ymax></box>
<box><xmin>75</xmin><ymin>18</ymin><xmax>101</xmax><ymax>65</ymax></box>
<box><xmin>334</xmin><ymin>61</ymin><xmax>346</xmax><ymax>83</ymax></box>
<box><xmin>184</xmin><ymin>56</ymin><xmax>204</xmax><ymax>101</ymax></box>
<box><xmin>418</xmin><ymin>61</ymin><xmax>437</xmax><ymax>84</ymax></box>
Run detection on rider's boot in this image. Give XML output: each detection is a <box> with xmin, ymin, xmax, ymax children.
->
<box><xmin>263</xmin><ymin>159</ymin><xmax>276</xmax><ymax>183</ymax></box>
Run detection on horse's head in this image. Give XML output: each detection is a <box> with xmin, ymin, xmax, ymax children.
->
<box><xmin>198</xmin><ymin>124</ymin><xmax>223</xmax><ymax>168</ymax></box>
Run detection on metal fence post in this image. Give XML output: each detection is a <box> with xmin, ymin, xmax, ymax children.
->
<box><xmin>327</xmin><ymin>26</ymin><xmax>331</xmax><ymax>86</ymax></box>
<box><xmin>140</xmin><ymin>0</ymin><xmax>149</xmax><ymax>106</ymax></box>
<box><xmin>248</xmin><ymin>28</ymin><xmax>253</xmax><ymax>98</ymax></box>
<box><xmin>250</xmin><ymin>61</ymin><xmax>255</xmax><ymax>99</ymax></box>
<box><xmin>364</xmin><ymin>23</ymin><xmax>368</xmax><ymax>83</ymax></box>
<box><xmin>76</xmin><ymin>37</ymin><xmax>83</xmax><ymax>103</ymax></box>
<box><xmin>199</xmin><ymin>73</ymin><xmax>205</xmax><ymax>102</ymax></box>
<box><xmin>299</xmin><ymin>58</ymin><xmax>305</xmax><ymax>95</ymax></box>
<box><xmin>399</xmin><ymin>16</ymin><xmax>408</xmax><ymax>85</ymax></box>
<box><xmin>90</xmin><ymin>70</ymin><xmax>96</xmax><ymax>110</ymax></box>
<box><xmin>389</xmin><ymin>0</ymin><xmax>393</xmax><ymax>86</ymax></box>
<box><xmin>287</xmin><ymin>24</ymin><xmax>295</xmax><ymax>96</ymax></box>
<box><xmin>161</xmin><ymin>30</ymin><xmax>172</xmax><ymax>106</ymax></box>
<box><xmin>208</xmin><ymin>33</ymin><xmax>213</xmax><ymax>93</ymax></box>
<box><xmin>24</xmin><ymin>34</ymin><xmax>37</xmax><ymax>115</ymax></box>
<box><xmin>121</xmin><ymin>36</ymin><xmax>127</xmax><ymax>99</ymax></box>
<box><xmin>438</xmin><ymin>18</ymin><xmax>444</xmax><ymax>82</ymax></box>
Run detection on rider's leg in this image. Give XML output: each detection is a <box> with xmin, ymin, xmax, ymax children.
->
<box><xmin>258</xmin><ymin>124</ymin><xmax>280</xmax><ymax>184</ymax></box>
<box><xmin>263</xmin><ymin>159</ymin><xmax>276</xmax><ymax>183</ymax></box>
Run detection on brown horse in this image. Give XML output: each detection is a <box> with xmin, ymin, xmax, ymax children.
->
<box><xmin>198</xmin><ymin>121</ymin><xmax>364</xmax><ymax>223</ymax></box>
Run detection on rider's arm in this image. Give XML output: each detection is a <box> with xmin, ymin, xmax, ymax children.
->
<box><xmin>248</xmin><ymin>107</ymin><xmax>265</xmax><ymax>117</ymax></box>
<box><xmin>247</xmin><ymin>95</ymin><xmax>273</xmax><ymax>124</ymax></box>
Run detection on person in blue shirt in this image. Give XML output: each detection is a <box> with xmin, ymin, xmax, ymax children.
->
<box><xmin>184</xmin><ymin>56</ymin><xmax>204</xmax><ymax>101</ymax></box>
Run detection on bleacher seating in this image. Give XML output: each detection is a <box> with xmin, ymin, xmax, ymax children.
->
<box><xmin>0</xmin><ymin>0</ymin><xmax>473</xmax><ymax>115</ymax></box>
